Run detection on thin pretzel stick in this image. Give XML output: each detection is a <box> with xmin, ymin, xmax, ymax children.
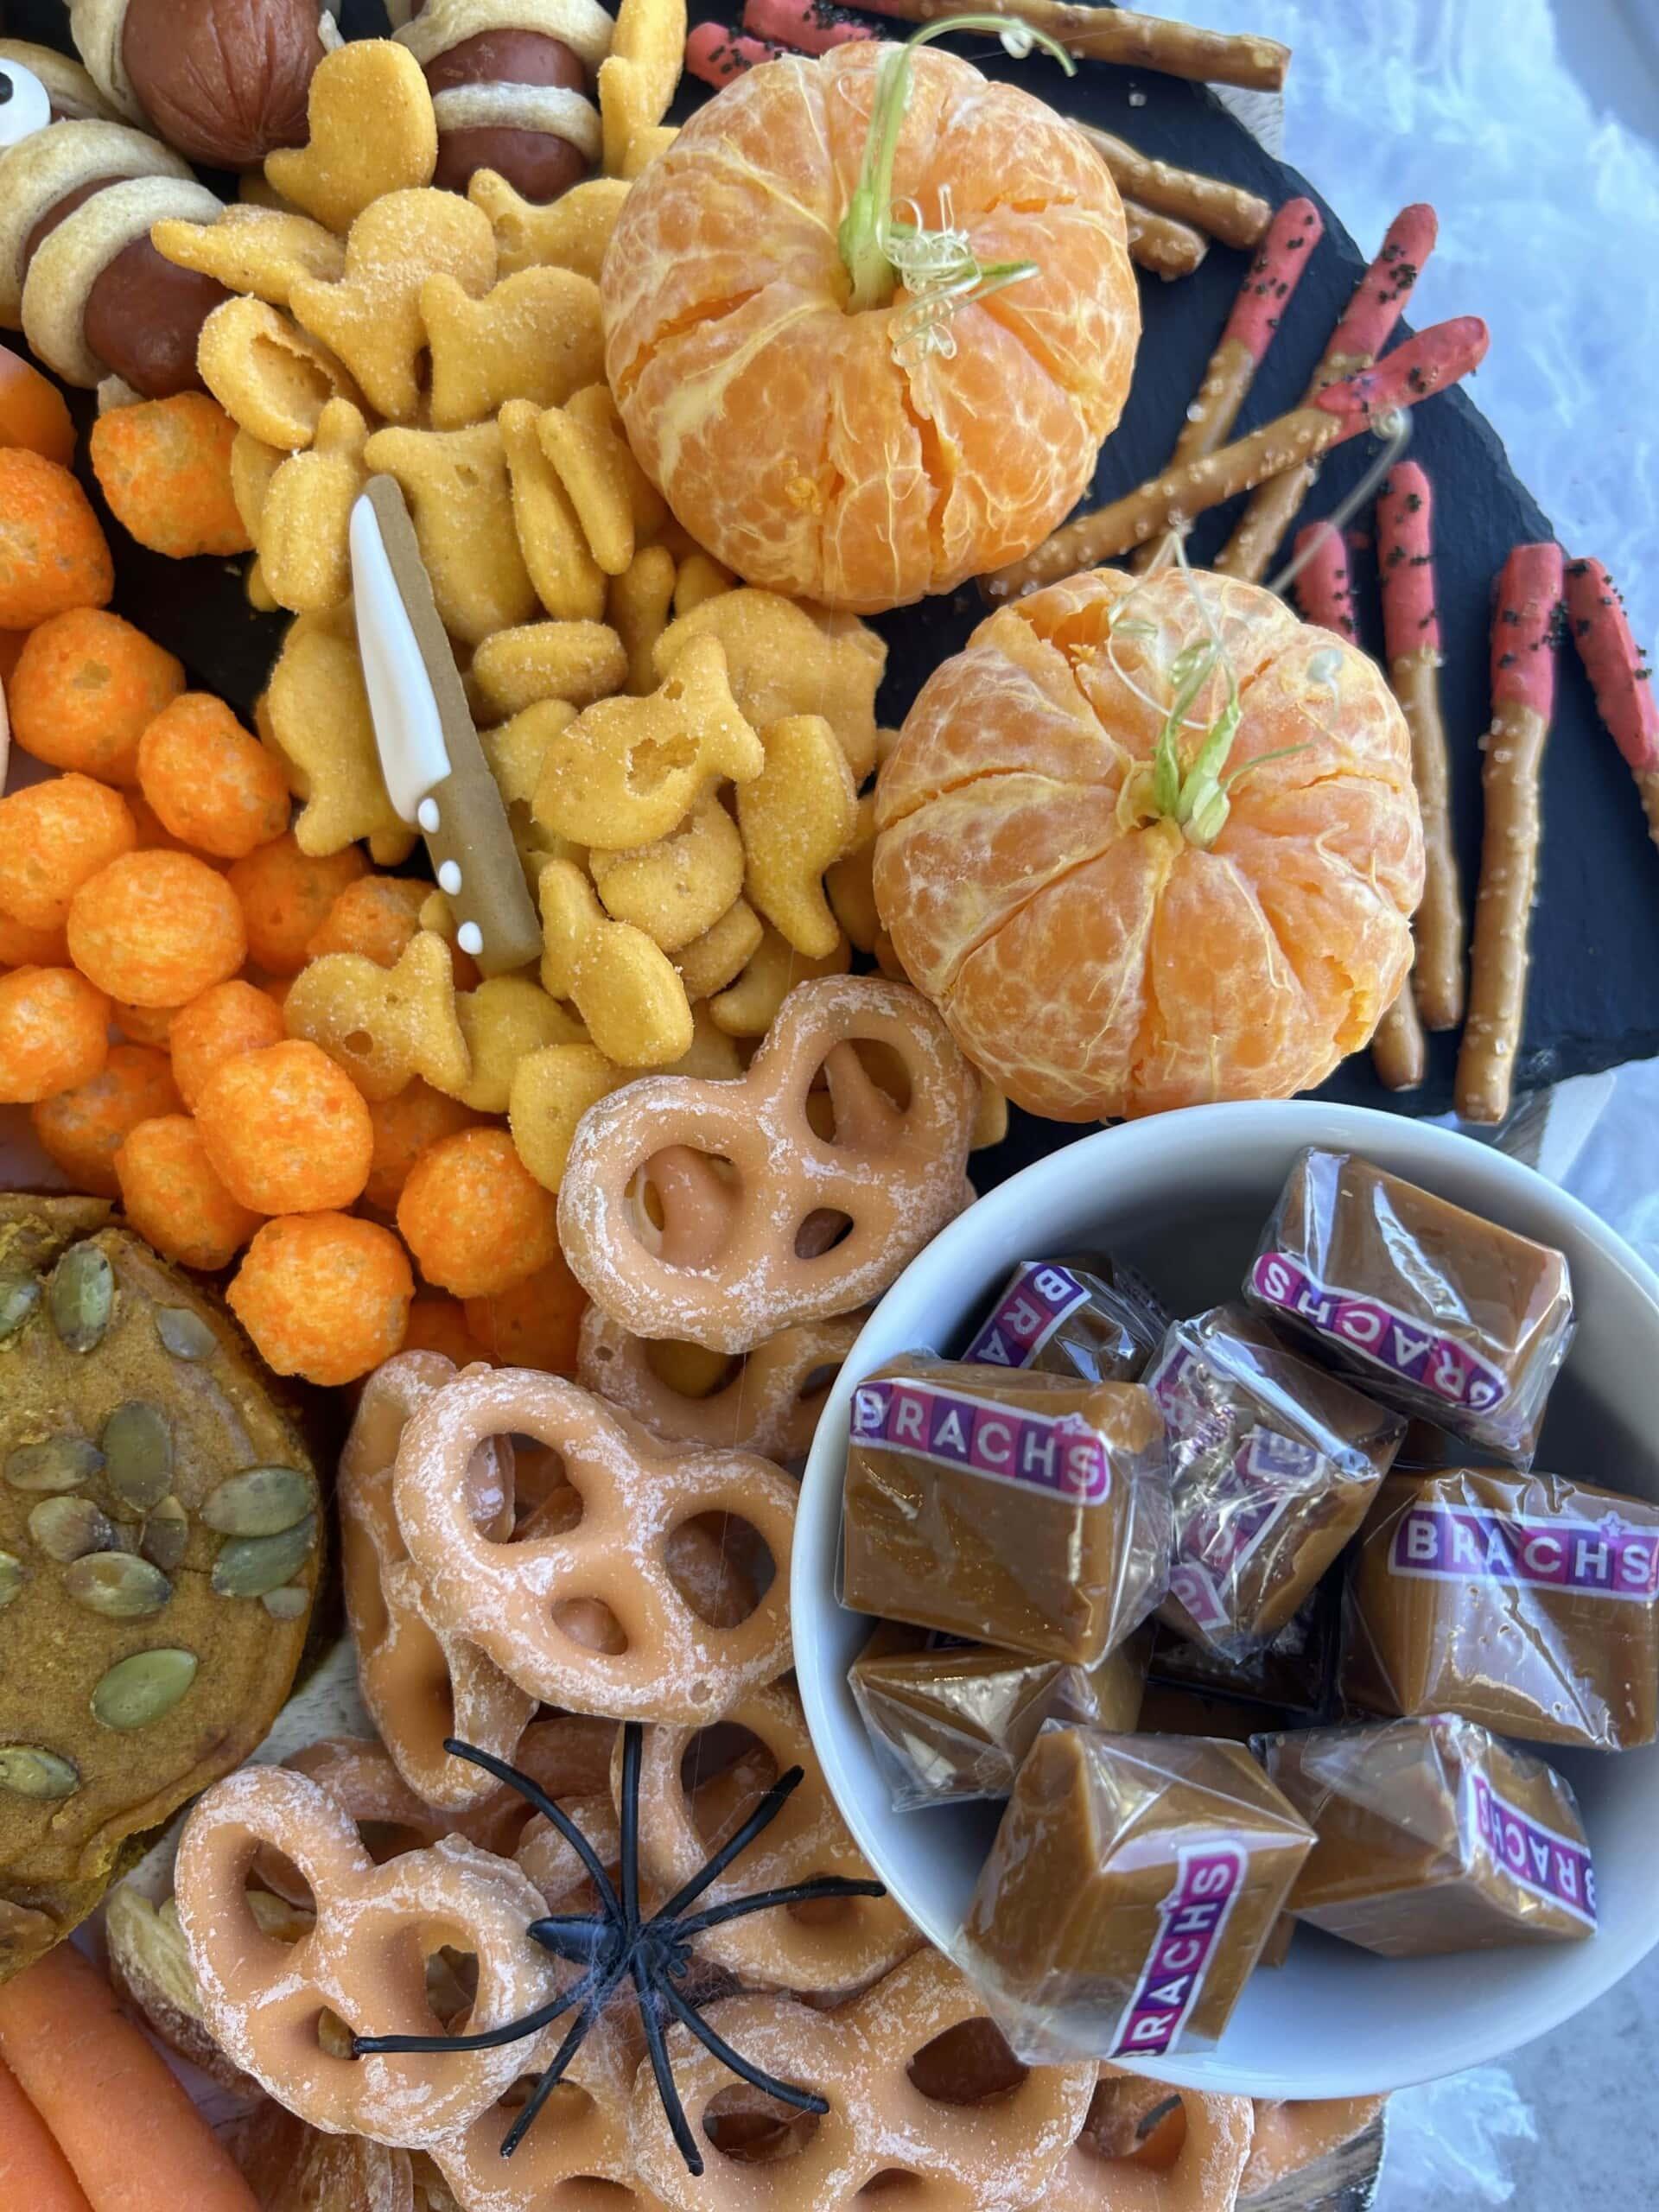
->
<box><xmin>1455</xmin><ymin>543</ymin><xmax>1565</xmax><ymax>1126</ymax></box>
<box><xmin>852</xmin><ymin>0</ymin><xmax>1291</xmax><ymax>90</ymax></box>
<box><xmin>985</xmin><ymin>315</ymin><xmax>1489</xmax><ymax>600</ymax></box>
<box><xmin>1214</xmin><ymin>204</ymin><xmax>1439</xmax><ymax>582</ymax></box>
<box><xmin>1565</xmin><ymin>556</ymin><xmax>1659</xmax><ymax>853</ymax></box>
<box><xmin>1077</xmin><ymin>124</ymin><xmax>1272</xmax><ymax>251</ymax></box>
<box><xmin>1133</xmin><ymin>196</ymin><xmax>1323</xmax><ymax>573</ymax></box>
<box><xmin>744</xmin><ymin>0</ymin><xmax>874</xmax><ymax>50</ymax></box>
<box><xmin>1122</xmin><ymin>199</ymin><xmax>1208</xmax><ymax>280</ymax></box>
<box><xmin>1379</xmin><ymin>461</ymin><xmax>1464</xmax><ymax>1028</ymax></box>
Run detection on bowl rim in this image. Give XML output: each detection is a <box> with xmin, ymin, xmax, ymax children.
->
<box><xmin>791</xmin><ymin>1097</ymin><xmax>1659</xmax><ymax>2095</ymax></box>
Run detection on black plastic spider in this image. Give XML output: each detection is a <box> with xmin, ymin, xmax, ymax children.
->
<box><xmin>351</xmin><ymin>1725</ymin><xmax>886</xmax><ymax>2175</ymax></box>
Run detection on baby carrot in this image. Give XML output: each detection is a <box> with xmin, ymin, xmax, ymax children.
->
<box><xmin>0</xmin><ymin>1942</ymin><xmax>257</xmax><ymax>2212</ymax></box>
<box><xmin>0</xmin><ymin>2052</ymin><xmax>92</xmax><ymax>2212</ymax></box>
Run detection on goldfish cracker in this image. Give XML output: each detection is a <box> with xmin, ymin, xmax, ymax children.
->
<box><xmin>197</xmin><ymin>296</ymin><xmax>364</xmax><ymax>452</ymax></box>
<box><xmin>608</xmin><ymin>543</ymin><xmax>677</xmax><ymax>696</ymax></box>
<box><xmin>564</xmin><ymin>384</ymin><xmax>669</xmax><ymax>543</ymax></box>
<box><xmin>88</xmin><ymin>394</ymin><xmax>251</xmax><ymax>562</ymax></box>
<box><xmin>737</xmin><ymin>714</ymin><xmax>859</xmax><ymax>957</ymax></box>
<box><xmin>197</xmin><ymin>1038</ymin><xmax>374</xmax><ymax>1215</ymax></box>
<box><xmin>365</xmin><ymin>418</ymin><xmax>537</xmax><ymax>645</ymax></box>
<box><xmin>364</xmin><ymin>1081</ymin><xmax>484</xmax><ymax>1213</ymax></box>
<box><xmin>470</xmin><ymin>621</ymin><xmax>628</xmax><ymax>718</ymax></box>
<box><xmin>0</xmin><ymin>911</ymin><xmax>70</xmax><ymax>969</ymax></box>
<box><xmin>228</xmin><ymin>1211</ymin><xmax>415</xmax><ymax>1386</ymax></box>
<box><xmin>463</xmin><ymin>1249</ymin><xmax>588</xmax><ymax>1376</ymax></box>
<box><xmin>508</xmin><ymin>1040</ymin><xmax>620</xmax><ymax>1196</ymax></box>
<box><xmin>397</xmin><ymin>1126</ymin><xmax>560</xmax><ymax>1299</ymax></box>
<box><xmin>673</xmin><ymin>551</ymin><xmax>734</xmax><ymax>616</ymax></box>
<box><xmin>266</xmin><ymin>41</ymin><xmax>439</xmax><ymax>235</ymax></box>
<box><xmin>228</xmin><ymin>833</ymin><xmax>367</xmax><ymax>975</ymax></box>
<box><xmin>304</xmin><ymin>874</ymin><xmax>429</xmax><ymax>968</ymax></box>
<box><xmin>255</xmin><ymin>398</ymin><xmax>370</xmax><ymax>617</ymax></box>
<box><xmin>451</xmin><ymin>974</ymin><xmax>582</xmax><ymax>1115</ymax></box>
<box><xmin>30</xmin><ymin>1042</ymin><xmax>181</xmax><ymax>1197</ymax></box>
<box><xmin>675</xmin><ymin>896</ymin><xmax>764</xmax><ymax>1001</ymax></box>
<box><xmin>137</xmin><ymin>692</ymin><xmax>291</xmax><ymax>861</ymax></box>
<box><xmin>264</xmin><ymin>613</ymin><xmax>415</xmax><ymax>866</ymax></box>
<box><xmin>403</xmin><ymin>1294</ymin><xmax>490</xmax><ymax>1366</ymax></box>
<box><xmin>467</xmin><ymin>170</ymin><xmax>630</xmax><ymax>284</ymax></box>
<box><xmin>0</xmin><ymin>449</ymin><xmax>113</xmax><ymax>629</ymax></box>
<box><xmin>0</xmin><ymin>772</ymin><xmax>137</xmax><ymax>931</ymax></box>
<box><xmin>537</xmin><ymin>857</ymin><xmax>693</xmax><ymax>1068</ymax></box>
<box><xmin>0</xmin><ymin>350</ymin><xmax>76</xmax><ymax>467</ymax></box>
<box><xmin>283</xmin><ymin>931</ymin><xmax>470</xmax><ymax>1102</ymax></box>
<box><xmin>709</xmin><ymin>921</ymin><xmax>849</xmax><ymax>1037</ymax></box>
<box><xmin>115</xmin><ymin>1113</ymin><xmax>265</xmax><ymax>1271</ymax></box>
<box><xmin>7</xmin><ymin>608</ymin><xmax>184</xmax><ymax>785</ymax></box>
<box><xmin>231</xmin><ymin>428</ymin><xmax>284</xmax><ymax>543</ymax></box>
<box><xmin>168</xmin><ymin>979</ymin><xmax>289</xmax><ymax>1111</ymax></box>
<box><xmin>589</xmin><ymin>796</ymin><xmax>747</xmax><ymax>953</ymax></box>
<box><xmin>67</xmin><ymin>849</ymin><xmax>247</xmax><ymax>1007</ymax></box>
<box><xmin>423</xmin><ymin>266</ymin><xmax>605</xmax><ymax>431</ymax></box>
<box><xmin>536</xmin><ymin>401</ymin><xmax>637</xmax><ymax>577</ymax></box>
<box><xmin>0</xmin><ymin>967</ymin><xmax>111</xmax><ymax>1103</ymax></box>
<box><xmin>825</xmin><ymin>793</ymin><xmax>880</xmax><ymax>953</ymax></box>
<box><xmin>112</xmin><ymin>999</ymin><xmax>176</xmax><ymax>1049</ymax></box>
<box><xmin>498</xmin><ymin>397</ymin><xmax>606</xmax><ymax>625</ymax></box>
<box><xmin>150</xmin><ymin>207</ymin><xmax>348</xmax><ymax>311</ymax></box>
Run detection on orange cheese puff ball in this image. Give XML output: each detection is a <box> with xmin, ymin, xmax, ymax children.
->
<box><xmin>363</xmin><ymin>1080</ymin><xmax>483</xmax><ymax>1214</ymax></box>
<box><xmin>397</xmin><ymin>1127</ymin><xmax>560</xmax><ymax>1300</ymax></box>
<box><xmin>306</xmin><ymin>875</ymin><xmax>429</xmax><ymax>968</ymax></box>
<box><xmin>0</xmin><ymin>351</ymin><xmax>77</xmax><ymax>468</ymax></box>
<box><xmin>0</xmin><ymin>449</ymin><xmax>113</xmax><ymax>629</ymax></box>
<box><xmin>8</xmin><ymin>608</ymin><xmax>184</xmax><ymax>785</ymax></box>
<box><xmin>264</xmin><ymin>976</ymin><xmax>293</xmax><ymax>1015</ymax></box>
<box><xmin>402</xmin><ymin>1294</ymin><xmax>492</xmax><ymax>1366</ymax></box>
<box><xmin>229</xmin><ymin>1212</ymin><xmax>414</xmax><ymax>1386</ymax></box>
<box><xmin>464</xmin><ymin>1249</ymin><xmax>587</xmax><ymax>1376</ymax></box>
<box><xmin>197</xmin><ymin>1038</ymin><xmax>373</xmax><ymax>1215</ymax></box>
<box><xmin>0</xmin><ymin>910</ymin><xmax>70</xmax><ymax>969</ymax></box>
<box><xmin>68</xmin><ymin>849</ymin><xmax>247</xmax><ymax>1007</ymax></box>
<box><xmin>0</xmin><ymin>967</ymin><xmax>110</xmax><ymax>1103</ymax></box>
<box><xmin>228</xmin><ymin>834</ymin><xmax>367</xmax><ymax>976</ymax></box>
<box><xmin>89</xmin><ymin>394</ymin><xmax>251</xmax><ymax>563</ymax></box>
<box><xmin>0</xmin><ymin>773</ymin><xmax>137</xmax><ymax>931</ymax></box>
<box><xmin>31</xmin><ymin>1044</ymin><xmax>181</xmax><ymax>1198</ymax></box>
<box><xmin>115</xmin><ymin>1114</ymin><xmax>264</xmax><ymax>1272</ymax></box>
<box><xmin>112</xmin><ymin>999</ymin><xmax>176</xmax><ymax>1048</ymax></box>
<box><xmin>126</xmin><ymin>790</ymin><xmax>229</xmax><ymax>861</ymax></box>
<box><xmin>168</xmin><ymin>979</ymin><xmax>288</xmax><ymax>1111</ymax></box>
<box><xmin>137</xmin><ymin>693</ymin><xmax>290</xmax><ymax>861</ymax></box>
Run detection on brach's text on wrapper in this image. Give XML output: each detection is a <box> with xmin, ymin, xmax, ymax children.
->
<box><xmin>960</xmin><ymin>1252</ymin><xmax>1168</xmax><ymax>1383</ymax></box>
<box><xmin>1258</xmin><ymin>1715</ymin><xmax>1596</xmax><ymax>1956</ymax></box>
<box><xmin>1246</xmin><ymin>1149</ymin><xmax>1574</xmax><ymax>1465</ymax></box>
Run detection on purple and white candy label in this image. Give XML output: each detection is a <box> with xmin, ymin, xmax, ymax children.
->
<box><xmin>850</xmin><ymin>1378</ymin><xmax>1111</xmax><ymax>1503</ymax></box>
<box><xmin>962</xmin><ymin>1264</ymin><xmax>1092</xmax><ymax>1370</ymax></box>
<box><xmin>1466</xmin><ymin>1772</ymin><xmax>1597</xmax><ymax>1927</ymax></box>
<box><xmin>1249</xmin><ymin>1251</ymin><xmax>1510</xmax><ymax>1414</ymax></box>
<box><xmin>1109</xmin><ymin>1840</ymin><xmax>1249</xmax><ymax>2057</ymax></box>
<box><xmin>1389</xmin><ymin>1502</ymin><xmax>1659</xmax><ymax>1602</ymax></box>
<box><xmin>1169</xmin><ymin>1429</ymin><xmax>1323</xmax><ymax>1631</ymax></box>
<box><xmin>1147</xmin><ymin>1338</ymin><xmax>1234</xmax><ymax>1459</ymax></box>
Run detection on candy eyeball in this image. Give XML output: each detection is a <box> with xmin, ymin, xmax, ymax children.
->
<box><xmin>0</xmin><ymin>62</ymin><xmax>52</xmax><ymax>149</ymax></box>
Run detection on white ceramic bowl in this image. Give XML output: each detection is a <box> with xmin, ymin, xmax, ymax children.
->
<box><xmin>793</xmin><ymin>1100</ymin><xmax>1659</xmax><ymax>2098</ymax></box>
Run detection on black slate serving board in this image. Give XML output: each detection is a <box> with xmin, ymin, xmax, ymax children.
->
<box><xmin>8</xmin><ymin>0</ymin><xmax>1656</xmax><ymax>1170</ymax></box>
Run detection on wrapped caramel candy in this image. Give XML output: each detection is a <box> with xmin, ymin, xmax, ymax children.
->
<box><xmin>1341</xmin><ymin>1469</ymin><xmax>1659</xmax><ymax>1750</ymax></box>
<box><xmin>1247</xmin><ymin>1150</ymin><xmax>1574</xmax><ymax>1465</ymax></box>
<box><xmin>850</xmin><ymin>1635</ymin><xmax>1068</xmax><ymax>1809</ymax></box>
<box><xmin>1149</xmin><ymin>1592</ymin><xmax>1335</xmax><ymax>1718</ymax></box>
<box><xmin>1257</xmin><ymin>1715</ymin><xmax>1597</xmax><ymax>1955</ymax></box>
<box><xmin>842</xmin><ymin>1356</ymin><xmax>1171</xmax><ymax>1664</ymax></box>
<box><xmin>960</xmin><ymin>1726</ymin><xmax>1313</xmax><ymax>2062</ymax></box>
<box><xmin>960</xmin><ymin>1253</ymin><xmax>1166</xmax><ymax>1382</ymax></box>
<box><xmin>1052</xmin><ymin>1626</ymin><xmax>1150</xmax><ymax>1734</ymax></box>
<box><xmin>1147</xmin><ymin>1306</ymin><xmax>1403</xmax><ymax>1655</ymax></box>
<box><xmin>1137</xmin><ymin>1681</ymin><xmax>1291</xmax><ymax>1743</ymax></box>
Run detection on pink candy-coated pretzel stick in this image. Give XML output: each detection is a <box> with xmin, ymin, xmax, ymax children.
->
<box><xmin>1131</xmin><ymin>196</ymin><xmax>1323</xmax><ymax>574</ymax></box>
<box><xmin>1214</xmin><ymin>202</ymin><xmax>1439</xmax><ymax>582</ymax></box>
<box><xmin>685</xmin><ymin>21</ymin><xmax>789</xmax><ymax>84</ymax></box>
<box><xmin>1566</xmin><ymin>556</ymin><xmax>1659</xmax><ymax>851</ymax></box>
<box><xmin>1294</xmin><ymin>519</ymin><xmax>1426</xmax><ymax>1092</ymax></box>
<box><xmin>1076</xmin><ymin>124</ymin><xmax>1273</xmax><ymax>252</ymax></box>
<box><xmin>1456</xmin><ymin>542</ymin><xmax>1565</xmax><ymax>1126</ymax></box>
<box><xmin>744</xmin><ymin>0</ymin><xmax>874</xmax><ymax>53</ymax></box>
<box><xmin>850</xmin><ymin>0</ymin><xmax>1290</xmax><ymax>89</ymax></box>
<box><xmin>1380</xmin><ymin>461</ymin><xmax>1465</xmax><ymax>1030</ymax></box>
<box><xmin>988</xmin><ymin>316</ymin><xmax>1488</xmax><ymax>600</ymax></box>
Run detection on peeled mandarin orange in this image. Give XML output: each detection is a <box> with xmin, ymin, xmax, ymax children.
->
<box><xmin>601</xmin><ymin>39</ymin><xmax>1138</xmax><ymax>613</ymax></box>
<box><xmin>874</xmin><ymin>566</ymin><xmax>1425</xmax><ymax>1121</ymax></box>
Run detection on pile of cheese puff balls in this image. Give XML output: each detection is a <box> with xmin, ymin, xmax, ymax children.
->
<box><xmin>0</xmin><ymin>388</ymin><xmax>582</xmax><ymax>1392</ymax></box>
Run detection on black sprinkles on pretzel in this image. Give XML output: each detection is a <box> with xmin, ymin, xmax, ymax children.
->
<box><xmin>351</xmin><ymin>1726</ymin><xmax>887</xmax><ymax>2171</ymax></box>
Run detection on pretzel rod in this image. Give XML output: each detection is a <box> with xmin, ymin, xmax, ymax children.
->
<box><xmin>1565</xmin><ymin>556</ymin><xmax>1659</xmax><ymax>853</ymax></box>
<box><xmin>1380</xmin><ymin>461</ymin><xmax>1464</xmax><ymax>1028</ymax></box>
<box><xmin>986</xmin><ymin>315</ymin><xmax>1488</xmax><ymax>600</ymax></box>
<box><xmin>1131</xmin><ymin>196</ymin><xmax>1321</xmax><ymax>574</ymax></box>
<box><xmin>744</xmin><ymin>0</ymin><xmax>877</xmax><ymax>52</ymax></box>
<box><xmin>851</xmin><ymin>0</ymin><xmax>1290</xmax><ymax>89</ymax></box>
<box><xmin>1077</xmin><ymin>124</ymin><xmax>1272</xmax><ymax>250</ymax></box>
<box><xmin>1215</xmin><ymin>202</ymin><xmax>1440</xmax><ymax>582</ymax></box>
<box><xmin>1455</xmin><ymin>542</ymin><xmax>1564</xmax><ymax>1126</ymax></box>
<box><xmin>1122</xmin><ymin>197</ymin><xmax>1207</xmax><ymax>279</ymax></box>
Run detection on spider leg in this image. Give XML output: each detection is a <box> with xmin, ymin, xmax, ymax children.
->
<box><xmin>351</xmin><ymin>1969</ymin><xmax>597</xmax><ymax>2059</ymax></box>
<box><xmin>443</xmin><ymin>1738</ymin><xmax>621</xmax><ymax>1917</ymax></box>
<box><xmin>499</xmin><ymin>1991</ymin><xmax>607</xmax><ymax>2159</ymax></box>
<box><xmin>635</xmin><ymin>1969</ymin><xmax>703</xmax><ymax>2177</ymax></box>
<box><xmin>656</xmin><ymin>1973</ymin><xmax>830</xmax><ymax>2117</ymax></box>
<box><xmin>652</xmin><ymin>1765</ymin><xmax>806</xmax><ymax>1922</ymax></box>
<box><xmin>620</xmin><ymin>1720</ymin><xmax>644</xmax><ymax>1935</ymax></box>
<box><xmin>673</xmin><ymin>1873</ymin><xmax>887</xmax><ymax>1938</ymax></box>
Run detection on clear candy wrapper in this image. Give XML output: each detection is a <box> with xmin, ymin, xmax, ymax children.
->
<box><xmin>1245</xmin><ymin>1148</ymin><xmax>1575</xmax><ymax>1466</ymax></box>
<box><xmin>1147</xmin><ymin>1305</ymin><xmax>1404</xmax><ymax>1656</ymax></box>
<box><xmin>958</xmin><ymin>1252</ymin><xmax>1168</xmax><ymax>1383</ymax></box>
<box><xmin>1340</xmin><ymin>1467</ymin><xmax>1659</xmax><ymax>1751</ymax></box>
<box><xmin>958</xmin><ymin>1724</ymin><xmax>1313</xmax><ymax>2063</ymax></box>
<box><xmin>849</xmin><ymin>1633</ymin><xmax>1069</xmax><ymax>1810</ymax></box>
<box><xmin>1149</xmin><ymin>1590</ymin><xmax>1336</xmax><ymax>1718</ymax></box>
<box><xmin>842</xmin><ymin>1355</ymin><xmax>1172</xmax><ymax>1665</ymax></box>
<box><xmin>1257</xmin><ymin>1714</ymin><xmax>1597</xmax><ymax>1956</ymax></box>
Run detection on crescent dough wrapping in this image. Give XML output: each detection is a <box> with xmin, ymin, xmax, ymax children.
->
<box><xmin>396</xmin><ymin>0</ymin><xmax>617</xmax><ymax>76</ymax></box>
<box><xmin>0</xmin><ymin>118</ymin><xmax>189</xmax><ymax>327</ymax></box>
<box><xmin>430</xmin><ymin>83</ymin><xmax>602</xmax><ymax>160</ymax></box>
<box><xmin>22</xmin><ymin>172</ymin><xmax>224</xmax><ymax>387</ymax></box>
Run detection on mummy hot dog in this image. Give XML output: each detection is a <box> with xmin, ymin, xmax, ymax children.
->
<box><xmin>67</xmin><ymin>0</ymin><xmax>334</xmax><ymax>168</ymax></box>
<box><xmin>395</xmin><ymin>0</ymin><xmax>613</xmax><ymax>203</ymax></box>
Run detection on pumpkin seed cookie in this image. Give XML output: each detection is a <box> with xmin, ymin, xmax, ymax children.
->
<box><xmin>0</xmin><ymin>1194</ymin><xmax>323</xmax><ymax>1982</ymax></box>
